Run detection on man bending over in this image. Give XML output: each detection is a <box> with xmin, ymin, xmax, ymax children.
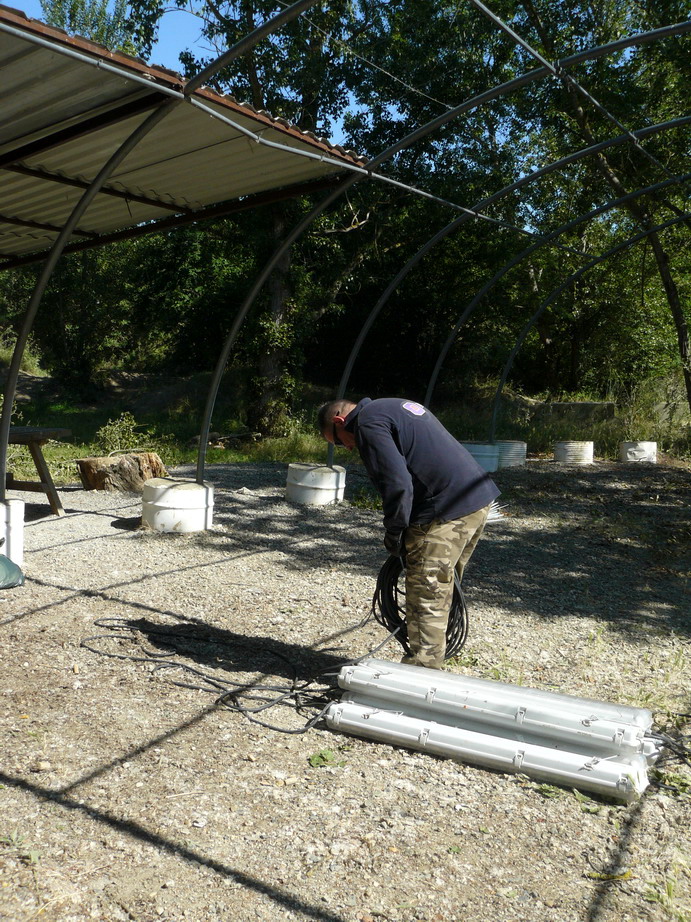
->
<box><xmin>318</xmin><ymin>397</ymin><xmax>499</xmax><ymax>669</ymax></box>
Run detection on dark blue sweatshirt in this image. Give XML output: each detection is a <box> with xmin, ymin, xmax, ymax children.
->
<box><xmin>345</xmin><ymin>397</ymin><xmax>500</xmax><ymax>536</ymax></box>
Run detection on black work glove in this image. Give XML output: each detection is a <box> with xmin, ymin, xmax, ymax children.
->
<box><xmin>383</xmin><ymin>530</ymin><xmax>404</xmax><ymax>557</ymax></box>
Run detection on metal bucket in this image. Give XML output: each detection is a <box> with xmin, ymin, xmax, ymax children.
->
<box><xmin>459</xmin><ymin>442</ymin><xmax>500</xmax><ymax>472</ymax></box>
<box><xmin>618</xmin><ymin>441</ymin><xmax>657</xmax><ymax>463</ymax></box>
<box><xmin>495</xmin><ymin>440</ymin><xmax>527</xmax><ymax>468</ymax></box>
<box><xmin>286</xmin><ymin>463</ymin><xmax>345</xmax><ymax>505</ymax></box>
<box><xmin>142</xmin><ymin>478</ymin><xmax>214</xmax><ymax>533</ymax></box>
<box><xmin>553</xmin><ymin>441</ymin><xmax>594</xmax><ymax>464</ymax></box>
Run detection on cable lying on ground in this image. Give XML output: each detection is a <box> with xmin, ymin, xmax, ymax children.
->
<box><xmin>80</xmin><ymin>555</ymin><xmax>472</xmax><ymax>732</ymax></box>
<box><xmin>80</xmin><ymin>604</ymin><xmax>402</xmax><ymax>734</ymax></box>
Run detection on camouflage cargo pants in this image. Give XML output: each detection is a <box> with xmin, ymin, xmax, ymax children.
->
<box><xmin>401</xmin><ymin>504</ymin><xmax>491</xmax><ymax>669</ymax></box>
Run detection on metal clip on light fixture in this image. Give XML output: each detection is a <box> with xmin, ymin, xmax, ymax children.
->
<box><xmin>326</xmin><ymin>658</ymin><xmax>660</xmax><ymax>801</ymax></box>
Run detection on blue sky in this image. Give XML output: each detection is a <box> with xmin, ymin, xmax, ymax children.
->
<box><xmin>14</xmin><ymin>0</ymin><xmax>205</xmax><ymax>70</ymax></box>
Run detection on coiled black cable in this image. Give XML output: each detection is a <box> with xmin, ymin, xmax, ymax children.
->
<box><xmin>370</xmin><ymin>555</ymin><xmax>468</xmax><ymax>659</ymax></box>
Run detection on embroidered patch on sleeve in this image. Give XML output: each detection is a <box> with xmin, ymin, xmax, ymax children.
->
<box><xmin>402</xmin><ymin>401</ymin><xmax>426</xmax><ymax>416</ymax></box>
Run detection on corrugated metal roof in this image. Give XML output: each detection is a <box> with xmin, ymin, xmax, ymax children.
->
<box><xmin>0</xmin><ymin>3</ymin><xmax>367</xmax><ymax>266</ymax></box>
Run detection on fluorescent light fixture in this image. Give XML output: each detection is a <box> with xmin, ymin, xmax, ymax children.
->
<box><xmin>337</xmin><ymin>659</ymin><xmax>653</xmax><ymax>758</ymax></box>
<box><xmin>326</xmin><ymin>659</ymin><xmax>659</xmax><ymax>801</ymax></box>
<box><xmin>327</xmin><ymin>700</ymin><xmax>649</xmax><ymax>800</ymax></box>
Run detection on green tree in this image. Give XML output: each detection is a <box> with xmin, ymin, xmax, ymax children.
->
<box><xmin>515</xmin><ymin>0</ymin><xmax>691</xmax><ymax>409</ymax></box>
<box><xmin>39</xmin><ymin>0</ymin><xmax>138</xmax><ymax>53</ymax></box>
<box><xmin>126</xmin><ymin>0</ymin><xmax>377</xmax><ymax>434</ymax></box>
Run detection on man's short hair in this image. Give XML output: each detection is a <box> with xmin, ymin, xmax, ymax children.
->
<box><xmin>317</xmin><ymin>399</ymin><xmax>356</xmax><ymax>435</ymax></box>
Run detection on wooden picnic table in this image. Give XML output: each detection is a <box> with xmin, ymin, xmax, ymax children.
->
<box><xmin>7</xmin><ymin>426</ymin><xmax>72</xmax><ymax>516</ymax></box>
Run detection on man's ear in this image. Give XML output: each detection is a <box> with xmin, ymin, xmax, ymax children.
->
<box><xmin>333</xmin><ymin>415</ymin><xmax>346</xmax><ymax>425</ymax></box>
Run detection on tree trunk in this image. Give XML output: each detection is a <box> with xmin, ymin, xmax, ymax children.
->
<box><xmin>77</xmin><ymin>452</ymin><xmax>167</xmax><ymax>492</ymax></box>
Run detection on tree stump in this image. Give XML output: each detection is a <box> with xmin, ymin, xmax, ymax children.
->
<box><xmin>76</xmin><ymin>452</ymin><xmax>167</xmax><ymax>492</ymax></box>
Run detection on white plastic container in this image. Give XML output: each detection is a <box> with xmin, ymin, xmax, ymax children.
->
<box><xmin>142</xmin><ymin>478</ymin><xmax>214</xmax><ymax>533</ymax></box>
<box><xmin>286</xmin><ymin>463</ymin><xmax>345</xmax><ymax>505</ymax></box>
<box><xmin>0</xmin><ymin>499</ymin><xmax>25</xmax><ymax>567</ymax></box>
<box><xmin>554</xmin><ymin>440</ymin><xmax>594</xmax><ymax>464</ymax></box>
<box><xmin>618</xmin><ymin>441</ymin><xmax>657</xmax><ymax>463</ymax></box>
<box><xmin>459</xmin><ymin>442</ymin><xmax>500</xmax><ymax>472</ymax></box>
<box><xmin>495</xmin><ymin>440</ymin><xmax>527</xmax><ymax>468</ymax></box>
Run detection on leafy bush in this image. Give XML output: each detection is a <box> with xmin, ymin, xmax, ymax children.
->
<box><xmin>95</xmin><ymin>412</ymin><xmax>163</xmax><ymax>455</ymax></box>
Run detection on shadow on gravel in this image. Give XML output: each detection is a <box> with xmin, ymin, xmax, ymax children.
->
<box><xmin>0</xmin><ymin>769</ymin><xmax>350</xmax><ymax>922</ymax></box>
<box><xmin>17</xmin><ymin>461</ymin><xmax>691</xmax><ymax>646</ymax></box>
<box><xmin>21</xmin><ymin>574</ymin><xmax>361</xmax><ymax>683</ymax></box>
<box><xmin>480</xmin><ymin>463</ymin><xmax>690</xmax><ymax>639</ymax></box>
<box><xmin>183</xmin><ymin>460</ymin><xmax>690</xmax><ymax>641</ymax></box>
<box><xmin>84</xmin><ymin>613</ymin><xmax>354</xmax><ymax>685</ymax></box>
<box><xmin>21</xmin><ymin>502</ymin><xmax>61</xmax><ymax>523</ymax></box>
<box><xmin>110</xmin><ymin>515</ymin><xmax>143</xmax><ymax>530</ymax></box>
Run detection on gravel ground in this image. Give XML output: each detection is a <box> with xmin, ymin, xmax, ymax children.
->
<box><xmin>1</xmin><ymin>458</ymin><xmax>690</xmax><ymax>922</ymax></box>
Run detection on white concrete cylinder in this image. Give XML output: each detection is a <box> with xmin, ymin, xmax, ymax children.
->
<box><xmin>142</xmin><ymin>478</ymin><xmax>214</xmax><ymax>533</ymax></box>
<box><xmin>554</xmin><ymin>440</ymin><xmax>594</xmax><ymax>464</ymax></box>
<box><xmin>286</xmin><ymin>463</ymin><xmax>345</xmax><ymax>505</ymax></box>
<box><xmin>0</xmin><ymin>499</ymin><xmax>25</xmax><ymax>567</ymax></box>
<box><xmin>459</xmin><ymin>442</ymin><xmax>500</xmax><ymax>473</ymax></box>
<box><xmin>495</xmin><ymin>440</ymin><xmax>528</xmax><ymax>468</ymax></box>
<box><xmin>618</xmin><ymin>441</ymin><xmax>657</xmax><ymax>463</ymax></box>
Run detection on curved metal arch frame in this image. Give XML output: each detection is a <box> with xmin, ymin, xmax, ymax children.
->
<box><xmin>420</xmin><ymin>5</ymin><xmax>691</xmax><ymax>417</ymax></box>
<box><xmin>333</xmin><ymin>14</ymin><xmax>691</xmax><ymax>410</ymax></box>
<box><xmin>335</xmin><ymin>117</ymin><xmax>691</xmax><ymax>407</ymax></box>
<box><xmin>0</xmin><ymin>0</ymin><xmax>323</xmax><ymax>500</ymax></box>
<box><xmin>488</xmin><ymin>213</ymin><xmax>691</xmax><ymax>442</ymax></box>
<box><xmin>196</xmin><ymin>20</ymin><xmax>691</xmax><ymax>478</ymax></box>
<box><xmin>423</xmin><ymin>173</ymin><xmax>691</xmax><ymax>409</ymax></box>
<box><xmin>0</xmin><ymin>12</ymin><xmax>688</xmax><ymax>488</ymax></box>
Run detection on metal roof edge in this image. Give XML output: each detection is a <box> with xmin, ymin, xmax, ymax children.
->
<box><xmin>0</xmin><ymin>3</ymin><xmax>368</xmax><ymax>167</ymax></box>
<box><xmin>0</xmin><ymin>3</ymin><xmax>184</xmax><ymax>83</ymax></box>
